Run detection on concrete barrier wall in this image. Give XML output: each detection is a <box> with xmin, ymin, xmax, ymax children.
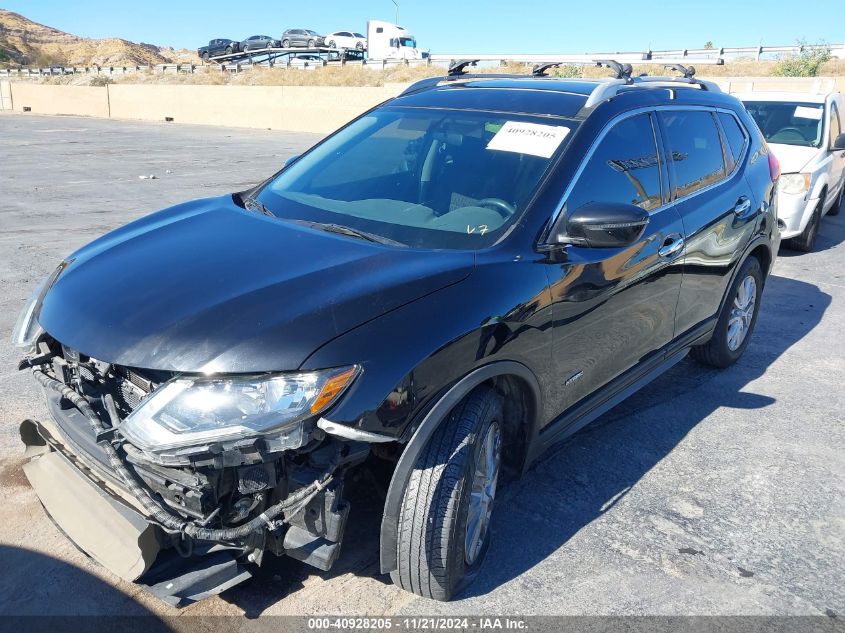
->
<box><xmin>10</xmin><ymin>83</ymin><xmax>110</xmax><ymax>118</ymax></box>
<box><xmin>107</xmin><ymin>84</ymin><xmax>401</xmax><ymax>133</ymax></box>
<box><xmin>6</xmin><ymin>77</ymin><xmax>845</xmax><ymax>133</ymax></box>
<box><xmin>0</xmin><ymin>80</ymin><xmax>12</xmax><ymax>110</ymax></box>
<box><xmin>714</xmin><ymin>76</ymin><xmax>845</xmax><ymax>93</ymax></box>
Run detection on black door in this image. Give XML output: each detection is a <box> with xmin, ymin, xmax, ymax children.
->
<box><xmin>544</xmin><ymin>111</ymin><xmax>685</xmax><ymax>421</ymax></box>
<box><xmin>657</xmin><ymin>109</ymin><xmax>758</xmax><ymax>337</ymax></box>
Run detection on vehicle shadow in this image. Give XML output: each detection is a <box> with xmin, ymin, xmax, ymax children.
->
<box><xmin>459</xmin><ymin>273</ymin><xmax>830</xmax><ymax>599</ymax></box>
<box><xmin>0</xmin><ymin>545</ymin><xmax>172</xmax><ymax>631</ymax></box>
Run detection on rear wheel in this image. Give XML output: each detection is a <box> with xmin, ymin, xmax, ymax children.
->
<box><xmin>308</xmin><ymin>39</ymin><xmax>315</xmax><ymax>48</ymax></box>
<box><xmin>691</xmin><ymin>256</ymin><xmax>763</xmax><ymax>368</ymax></box>
<box><xmin>391</xmin><ymin>386</ymin><xmax>503</xmax><ymax>601</ymax></box>
<box><xmin>787</xmin><ymin>196</ymin><xmax>823</xmax><ymax>252</ymax></box>
<box><xmin>282</xmin><ymin>39</ymin><xmax>290</xmax><ymax>48</ymax></box>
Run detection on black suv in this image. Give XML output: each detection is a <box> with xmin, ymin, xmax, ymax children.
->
<box><xmin>13</xmin><ymin>63</ymin><xmax>779</xmax><ymax>606</ymax></box>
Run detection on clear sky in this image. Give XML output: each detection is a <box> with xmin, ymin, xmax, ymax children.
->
<box><xmin>4</xmin><ymin>0</ymin><xmax>843</xmax><ymax>54</ymax></box>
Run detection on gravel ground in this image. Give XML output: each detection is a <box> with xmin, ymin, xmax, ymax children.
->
<box><xmin>0</xmin><ymin>113</ymin><xmax>842</xmax><ymax>621</ymax></box>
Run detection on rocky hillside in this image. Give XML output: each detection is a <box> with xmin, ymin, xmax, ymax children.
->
<box><xmin>0</xmin><ymin>9</ymin><xmax>192</xmax><ymax>67</ymax></box>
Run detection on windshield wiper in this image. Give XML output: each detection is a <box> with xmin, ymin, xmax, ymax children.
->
<box><xmin>288</xmin><ymin>219</ymin><xmax>406</xmax><ymax>247</ymax></box>
<box><xmin>244</xmin><ymin>196</ymin><xmax>275</xmax><ymax>217</ymax></box>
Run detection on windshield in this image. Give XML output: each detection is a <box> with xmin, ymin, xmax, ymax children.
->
<box><xmin>744</xmin><ymin>101</ymin><xmax>825</xmax><ymax>147</ymax></box>
<box><xmin>257</xmin><ymin>107</ymin><xmax>574</xmax><ymax>249</ymax></box>
<box><xmin>399</xmin><ymin>37</ymin><xmax>416</xmax><ymax>48</ymax></box>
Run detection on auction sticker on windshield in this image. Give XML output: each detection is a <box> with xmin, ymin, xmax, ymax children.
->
<box><xmin>486</xmin><ymin>121</ymin><xmax>570</xmax><ymax>158</ymax></box>
<box><xmin>794</xmin><ymin>105</ymin><xmax>822</xmax><ymax>120</ymax></box>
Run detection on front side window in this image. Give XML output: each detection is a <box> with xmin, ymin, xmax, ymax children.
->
<box><xmin>660</xmin><ymin>111</ymin><xmax>726</xmax><ymax>198</ymax></box>
<box><xmin>744</xmin><ymin>101</ymin><xmax>825</xmax><ymax>148</ymax></box>
<box><xmin>830</xmin><ymin>103</ymin><xmax>841</xmax><ymax>148</ymax></box>
<box><xmin>564</xmin><ymin>113</ymin><xmax>663</xmax><ymax>215</ymax></box>
<box><xmin>257</xmin><ymin>108</ymin><xmax>575</xmax><ymax>249</ymax></box>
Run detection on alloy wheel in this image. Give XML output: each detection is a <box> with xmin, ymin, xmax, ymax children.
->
<box><xmin>727</xmin><ymin>275</ymin><xmax>757</xmax><ymax>351</ymax></box>
<box><xmin>464</xmin><ymin>421</ymin><xmax>502</xmax><ymax>566</ymax></box>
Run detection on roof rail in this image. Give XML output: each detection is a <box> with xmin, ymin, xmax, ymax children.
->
<box><xmin>583</xmin><ymin>66</ymin><xmax>722</xmax><ymax>109</ymax></box>
<box><xmin>399</xmin><ymin>72</ymin><xmax>545</xmax><ymax>97</ymax></box>
<box><xmin>447</xmin><ymin>59</ymin><xmax>480</xmax><ymax>76</ymax></box>
<box><xmin>594</xmin><ymin>60</ymin><xmax>634</xmax><ymax>81</ymax></box>
<box><xmin>664</xmin><ymin>63</ymin><xmax>696</xmax><ymax>79</ymax></box>
<box><xmin>532</xmin><ymin>62</ymin><xmax>561</xmax><ymax>77</ymax></box>
<box><xmin>398</xmin><ymin>57</ymin><xmax>724</xmax><ymax>106</ymax></box>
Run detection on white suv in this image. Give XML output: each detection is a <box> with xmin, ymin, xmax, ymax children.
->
<box><xmin>740</xmin><ymin>91</ymin><xmax>845</xmax><ymax>251</ymax></box>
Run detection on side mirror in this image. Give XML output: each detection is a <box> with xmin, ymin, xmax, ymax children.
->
<box><xmin>560</xmin><ymin>202</ymin><xmax>649</xmax><ymax>248</ymax></box>
<box><xmin>833</xmin><ymin>133</ymin><xmax>845</xmax><ymax>151</ymax></box>
<box><xmin>284</xmin><ymin>154</ymin><xmax>300</xmax><ymax>167</ymax></box>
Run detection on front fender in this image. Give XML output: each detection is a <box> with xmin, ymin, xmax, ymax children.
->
<box><xmin>377</xmin><ymin>360</ymin><xmax>541</xmax><ymax>575</ymax></box>
<box><xmin>810</xmin><ymin>173</ymin><xmax>830</xmax><ymax>203</ymax></box>
<box><xmin>298</xmin><ymin>254</ymin><xmax>553</xmax><ymax>441</ymax></box>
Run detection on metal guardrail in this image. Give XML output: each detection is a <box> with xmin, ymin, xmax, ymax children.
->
<box><xmin>1</xmin><ymin>41</ymin><xmax>842</xmax><ymax>77</ymax></box>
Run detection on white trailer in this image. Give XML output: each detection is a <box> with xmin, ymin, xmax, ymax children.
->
<box><xmin>366</xmin><ymin>20</ymin><xmax>424</xmax><ymax>60</ymax></box>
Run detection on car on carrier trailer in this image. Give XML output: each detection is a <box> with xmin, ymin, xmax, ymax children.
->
<box><xmin>13</xmin><ymin>61</ymin><xmax>780</xmax><ymax>606</ymax></box>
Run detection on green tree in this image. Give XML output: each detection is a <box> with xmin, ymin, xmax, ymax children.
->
<box><xmin>773</xmin><ymin>40</ymin><xmax>832</xmax><ymax>77</ymax></box>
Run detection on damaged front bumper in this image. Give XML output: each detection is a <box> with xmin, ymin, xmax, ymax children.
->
<box><xmin>20</xmin><ymin>365</ymin><xmax>369</xmax><ymax>607</ymax></box>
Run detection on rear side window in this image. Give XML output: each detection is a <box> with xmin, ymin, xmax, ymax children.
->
<box><xmin>661</xmin><ymin>111</ymin><xmax>726</xmax><ymax>198</ymax></box>
<box><xmin>717</xmin><ymin>112</ymin><xmax>747</xmax><ymax>168</ymax></box>
<box><xmin>565</xmin><ymin>113</ymin><xmax>663</xmax><ymax>213</ymax></box>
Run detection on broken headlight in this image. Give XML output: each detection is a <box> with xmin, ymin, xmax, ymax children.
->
<box><xmin>120</xmin><ymin>366</ymin><xmax>359</xmax><ymax>452</ymax></box>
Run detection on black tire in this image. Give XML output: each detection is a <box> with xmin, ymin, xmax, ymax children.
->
<box><xmin>356</xmin><ymin>41</ymin><xmax>364</xmax><ymax>50</ymax></box>
<box><xmin>787</xmin><ymin>196</ymin><xmax>823</xmax><ymax>252</ymax></box>
<box><xmin>201</xmin><ymin>52</ymin><xmax>209</xmax><ymax>62</ymax></box>
<box><xmin>828</xmin><ymin>182</ymin><xmax>842</xmax><ymax>216</ymax></box>
<box><xmin>225</xmin><ymin>46</ymin><xmax>233</xmax><ymax>55</ymax></box>
<box><xmin>391</xmin><ymin>385</ymin><xmax>504</xmax><ymax>601</ymax></box>
<box><xmin>282</xmin><ymin>39</ymin><xmax>290</xmax><ymax>48</ymax></box>
<box><xmin>691</xmin><ymin>256</ymin><xmax>763</xmax><ymax>368</ymax></box>
<box><xmin>308</xmin><ymin>39</ymin><xmax>315</xmax><ymax>48</ymax></box>
<box><xmin>328</xmin><ymin>40</ymin><xmax>336</xmax><ymax>48</ymax></box>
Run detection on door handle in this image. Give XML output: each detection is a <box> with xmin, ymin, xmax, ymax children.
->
<box><xmin>734</xmin><ymin>197</ymin><xmax>753</xmax><ymax>218</ymax></box>
<box><xmin>658</xmin><ymin>234</ymin><xmax>684</xmax><ymax>258</ymax></box>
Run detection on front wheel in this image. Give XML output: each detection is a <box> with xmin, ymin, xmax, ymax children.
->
<box><xmin>282</xmin><ymin>39</ymin><xmax>290</xmax><ymax>48</ymax></box>
<box><xmin>391</xmin><ymin>386</ymin><xmax>503</xmax><ymax>601</ymax></box>
<box><xmin>307</xmin><ymin>39</ymin><xmax>315</xmax><ymax>48</ymax></box>
<box><xmin>828</xmin><ymin>182</ymin><xmax>843</xmax><ymax>216</ymax></box>
<box><xmin>691</xmin><ymin>256</ymin><xmax>763</xmax><ymax>368</ymax></box>
<box><xmin>787</xmin><ymin>197</ymin><xmax>823</xmax><ymax>252</ymax></box>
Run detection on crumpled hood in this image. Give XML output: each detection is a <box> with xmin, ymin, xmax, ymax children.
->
<box><xmin>769</xmin><ymin>143</ymin><xmax>819</xmax><ymax>175</ymax></box>
<box><xmin>38</xmin><ymin>196</ymin><xmax>474</xmax><ymax>372</ymax></box>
